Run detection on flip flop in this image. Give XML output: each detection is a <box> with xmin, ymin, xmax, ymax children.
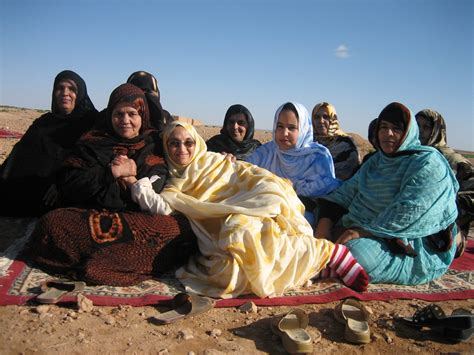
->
<box><xmin>153</xmin><ymin>293</ymin><xmax>215</xmax><ymax>325</ymax></box>
<box><xmin>334</xmin><ymin>298</ymin><xmax>371</xmax><ymax>344</ymax></box>
<box><xmin>399</xmin><ymin>304</ymin><xmax>474</xmax><ymax>342</ymax></box>
<box><xmin>37</xmin><ymin>279</ymin><xmax>86</xmax><ymax>304</ymax></box>
<box><xmin>270</xmin><ymin>308</ymin><xmax>313</xmax><ymax>354</ymax></box>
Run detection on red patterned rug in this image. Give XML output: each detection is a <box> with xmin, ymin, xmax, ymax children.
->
<box><xmin>0</xmin><ymin>222</ymin><xmax>473</xmax><ymax>308</ymax></box>
<box><xmin>0</xmin><ymin>128</ymin><xmax>23</xmax><ymax>139</ymax></box>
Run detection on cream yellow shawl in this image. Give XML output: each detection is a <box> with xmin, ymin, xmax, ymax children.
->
<box><xmin>161</xmin><ymin>122</ymin><xmax>335</xmax><ymax>298</ymax></box>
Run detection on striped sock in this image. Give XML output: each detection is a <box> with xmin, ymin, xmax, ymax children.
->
<box><xmin>327</xmin><ymin>244</ymin><xmax>369</xmax><ymax>292</ymax></box>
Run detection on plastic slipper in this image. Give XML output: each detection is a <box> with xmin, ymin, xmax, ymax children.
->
<box><xmin>270</xmin><ymin>308</ymin><xmax>313</xmax><ymax>354</ymax></box>
<box><xmin>444</xmin><ymin>309</ymin><xmax>474</xmax><ymax>342</ymax></box>
<box><xmin>37</xmin><ymin>279</ymin><xmax>86</xmax><ymax>304</ymax></box>
<box><xmin>334</xmin><ymin>298</ymin><xmax>371</xmax><ymax>344</ymax></box>
<box><xmin>400</xmin><ymin>304</ymin><xmax>474</xmax><ymax>342</ymax></box>
<box><xmin>153</xmin><ymin>293</ymin><xmax>215</xmax><ymax>325</ymax></box>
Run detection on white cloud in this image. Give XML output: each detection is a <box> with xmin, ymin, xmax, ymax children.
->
<box><xmin>335</xmin><ymin>44</ymin><xmax>349</xmax><ymax>59</ymax></box>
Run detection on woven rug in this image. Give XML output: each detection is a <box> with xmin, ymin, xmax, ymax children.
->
<box><xmin>0</xmin><ymin>222</ymin><xmax>473</xmax><ymax>307</ymax></box>
<box><xmin>0</xmin><ymin>128</ymin><xmax>23</xmax><ymax>139</ymax></box>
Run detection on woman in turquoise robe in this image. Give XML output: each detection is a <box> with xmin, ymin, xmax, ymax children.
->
<box><xmin>315</xmin><ymin>102</ymin><xmax>459</xmax><ymax>285</ymax></box>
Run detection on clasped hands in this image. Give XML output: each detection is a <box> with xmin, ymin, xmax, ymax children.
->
<box><xmin>110</xmin><ymin>155</ymin><xmax>137</xmax><ymax>186</ymax></box>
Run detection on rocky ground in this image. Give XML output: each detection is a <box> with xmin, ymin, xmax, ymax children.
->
<box><xmin>0</xmin><ymin>106</ymin><xmax>472</xmax><ymax>354</ymax></box>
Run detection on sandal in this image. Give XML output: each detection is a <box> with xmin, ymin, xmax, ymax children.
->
<box><xmin>270</xmin><ymin>308</ymin><xmax>313</xmax><ymax>354</ymax></box>
<box><xmin>37</xmin><ymin>279</ymin><xmax>86</xmax><ymax>304</ymax></box>
<box><xmin>153</xmin><ymin>293</ymin><xmax>215</xmax><ymax>325</ymax></box>
<box><xmin>400</xmin><ymin>304</ymin><xmax>474</xmax><ymax>342</ymax></box>
<box><xmin>334</xmin><ymin>298</ymin><xmax>371</xmax><ymax>344</ymax></box>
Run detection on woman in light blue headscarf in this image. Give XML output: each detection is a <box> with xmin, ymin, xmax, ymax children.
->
<box><xmin>246</xmin><ymin>102</ymin><xmax>341</xmax><ymax>199</ymax></box>
<box><xmin>315</xmin><ymin>102</ymin><xmax>459</xmax><ymax>285</ymax></box>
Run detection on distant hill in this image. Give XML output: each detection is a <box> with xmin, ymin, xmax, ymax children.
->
<box><xmin>0</xmin><ymin>105</ymin><xmax>471</xmax><ymax>164</ymax></box>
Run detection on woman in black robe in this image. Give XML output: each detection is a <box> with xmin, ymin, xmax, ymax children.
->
<box><xmin>126</xmin><ymin>70</ymin><xmax>173</xmax><ymax>132</ymax></box>
<box><xmin>206</xmin><ymin>104</ymin><xmax>261</xmax><ymax>160</ymax></box>
<box><xmin>0</xmin><ymin>70</ymin><xmax>97</xmax><ymax>216</ymax></box>
<box><xmin>22</xmin><ymin>83</ymin><xmax>196</xmax><ymax>286</ymax></box>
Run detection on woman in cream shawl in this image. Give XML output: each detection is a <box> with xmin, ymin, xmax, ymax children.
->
<box><xmin>123</xmin><ymin>121</ymin><xmax>368</xmax><ymax>298</ymax></box>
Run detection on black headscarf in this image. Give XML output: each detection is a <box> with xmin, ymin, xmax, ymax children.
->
<box><xmin>126</xmin><ymin>71</ymin><xmax>172</xmax><ymax>132</ymax></box>
<box><xmin>51</xmin><ymin>70</ymin><xmax>96</xmax><ymax>115</ymax></box>
<box><xmin>206</xmin><ymin>104</ymin><xmax>262</xmax><ymax>160</ymax></box>
<box><xmin>1</xmin><ymin>70</ymin><xmax>97</xmax><ymax>180</ymax></box>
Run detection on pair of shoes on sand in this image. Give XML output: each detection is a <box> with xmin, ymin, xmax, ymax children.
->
<box><xmin>36</xmin><ymin>281</ymin><xmax>217</xmax><ymax>326</ymax></box>
<box><xmin>270</xmin><ymin>299</ymin><xmax>370</xmax><ymax>353</ymax></box>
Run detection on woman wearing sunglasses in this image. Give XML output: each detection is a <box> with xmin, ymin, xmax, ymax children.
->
<box><xmin>116</xmin><ymin>121</ymin><xmax>369</xmax><ymax>299</ymax></box>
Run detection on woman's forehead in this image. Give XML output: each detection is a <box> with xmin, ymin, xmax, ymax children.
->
<box><xmin>170</xmin><ymin>126</ymin><xmax>192</xmax><ymax>137</ymax></box>
<box><xmin>56</xmin><ymin>79</ymin><xmax>77</xmax><ymax>89</ymax></box>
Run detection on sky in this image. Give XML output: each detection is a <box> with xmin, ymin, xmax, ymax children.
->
<box><xmin>1</xmin><ymin>0</ymin><xmax>473</xmax><ymax>150</ymax></box>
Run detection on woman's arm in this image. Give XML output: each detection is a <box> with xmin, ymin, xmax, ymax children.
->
<box><xmin>130</xmin><ymin>177</ymin><xmax>172</xmax><ymax>215</ymax></box>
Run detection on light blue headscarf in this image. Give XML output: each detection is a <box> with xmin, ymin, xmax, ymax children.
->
<box><xmin>246</xmin><ymin>102</ymin><xmax>341</xmax><ymax>197</ymax></box>
<box><xmin>323</xmin><ymin>102</ymin><xmax>459</xmax><ymax>240</ymax></box>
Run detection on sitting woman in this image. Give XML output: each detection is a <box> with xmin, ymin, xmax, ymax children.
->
<box><xmin>315</xmin><ymin>102</ymin><xmax>459</xmax><ymax>285</ymax></box>
<box><xmin>246</xmin><ymin>102</ymin><xmax>341</xmax><ymax>223</ymax></box>
<box><xmin>127</xmin><ymin>70</ymin><xmax>173</xmax><ymax>132</ymax></box>
<box><xmin>119</xmin><ymin>121</ymin><xmax>368</xmax><ymax>299</ymax></box>
<box><xmin>311</xmin><ymin>102</ymin><xmax>360</xmax><ymax>180</ymax></box>
<box><xmin>21</xmin><ymin>83</ymin><xmax>196</xmax><ymax>286</ymax></box>
<box><xmin>415</xmin><ymin>108</ymin><xmax>473</xmax><ymax>255</ymax></box>
<box><xmin>0</xmin><ymin>70</ymin><xmax>97</xmax><ymax>216</ymax></box>
<box><xmin>206</xmin><ymin>104</ymin><xmax>261</xmax><ymax>160</ymax></box>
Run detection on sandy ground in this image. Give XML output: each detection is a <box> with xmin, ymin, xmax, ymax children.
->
<box><xmin>0</xmin><ymin>106</ymin><xmax>473</xmax><ymax>354</ymax></box>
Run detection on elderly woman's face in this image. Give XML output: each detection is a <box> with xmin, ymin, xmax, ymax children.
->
<box><xmin>111</xmin><ymin>102</ymin><xmax>142</xmax><ymax>139</ymax></box>
<box><xmin>167</xmin><ymin>126</ymin><xmax>196</xmax><ymax>166</ymax></box>
<box><xmin>54</xmin><ymin>79</ymin><xmax>77</xmax><ymax>115</ymax></box>
<box><xmin>225</xmin><ymin>113</ymin><xmax>248</xmax><ymax>143</ymax></box>
<box><xmin>378</xmin><ymin>120</ymin><xmax>404</xmax><ymax>155</ymax></box>
<box><xmin>312</xmin><ymin>107</ymin><xmax>330</xmax><ymax>136</ymax></box>
<box><xmin>416</xmin><ymin>116</ymin><xmax>433</xmax><ymax>145</ymax></box>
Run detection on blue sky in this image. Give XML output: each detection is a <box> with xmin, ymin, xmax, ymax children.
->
<box><xmin>1</xmin><ymin>0</ymin><xmax>473</xmax><ymax>149</ymax></box>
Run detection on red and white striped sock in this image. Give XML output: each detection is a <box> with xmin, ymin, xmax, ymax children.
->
<box><xmin>316</xmin><ymin>267</ymin><xmax>338</xmax><ymax>279</ymax></box>
<box><xmin>327</xmin><ymin>244</ymin><xmax>369</xmax><ymax>292</ymax></box>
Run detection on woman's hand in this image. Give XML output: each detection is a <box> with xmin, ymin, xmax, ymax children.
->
<box><xmin>110</xmin><ymin>155</ymin><xmax>137</xmax><ymax>179</ymax></box>
<box><xmin>335</xmin><ymin>228</ymin><xmax>368</xmax><ymax>244</ymax></box>
<box><xmin>222</xmin><ymin>152</ymin><xmax>236</xmax><ymax>163</ymax></box>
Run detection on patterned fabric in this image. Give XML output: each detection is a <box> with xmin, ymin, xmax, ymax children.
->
<box><xmin>160</xmin><ymin>121</ymin><xmax>336</xmax><ymax>299</ymax></box>
<box><xmin>59</xmin><ymin>83</ymin><xmax>168</xmax><ymax>210</ymax></box>
<box><xmin>246</xmin><ymin>102</ymin><xmax>341</xmax><ymax>197</ymax></box>
<box><xmin>322</xmin><ymin>102</ymin><xmax>459</xmax><ymax>285</ymax></box>
<box><xmin>415</xmin><ymin>109</ymin><xmax>474</xmax><ymax>234</ymax></box>
<box><xmin>21</xmin><ymin>208</ymin><xmax>197</xmax><ymax>286</ymax></box>
<box><xmin>311</xmin><ymin>102</ymin><xmax>360</xmax><ymax>180</ymax></box>
<box><xmin>0</xmin><ymin>70</ymin><xmax>98</xmax><ymax>216</ymax></box>
<box><xmin>206</xmin><ymin>104</ymin><xmax>261</xmax><ymax>160</ymax></box>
